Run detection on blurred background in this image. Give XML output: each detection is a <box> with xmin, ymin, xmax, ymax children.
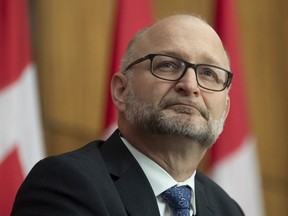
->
<box><xmin>3</xmin><ymin>0</ymin><xmax>287</xmax><ymax>215</ymax></box>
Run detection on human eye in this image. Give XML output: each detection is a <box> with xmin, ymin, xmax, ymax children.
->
<box><xmin>202</xmin><ymin>69</ymin><xmax>215</xmax><ymax>77</ymax></box>
<box><xmin>198</xmin><ymin>66</ymin><xmax>224</xmax><ymax>84</ymax></box>
<box><xmin>153</xmin><ymin>56</ymin><xmax>181</xmax><ymax>72</ymax></box>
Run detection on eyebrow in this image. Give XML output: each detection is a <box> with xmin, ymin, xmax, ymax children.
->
<box><xmin>158</xmin><ymin>50</ymin><xmax>222</xmax><ymax>66</ymax></box>
<box><xmin>158</xmin><ymin>50</ymin><xmax>186</xmax><ymax>59</ymax></box>
<box><xmin>201</xmin><ymin>51</ymin><xmax>222</xmax><ymax>65</ymax></box>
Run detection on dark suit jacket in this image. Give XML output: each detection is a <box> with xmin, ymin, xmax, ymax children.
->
<box><xmin>11</xmin><ymin>130</ymin><xmax>245</xmax><ymax>216</ymax></box>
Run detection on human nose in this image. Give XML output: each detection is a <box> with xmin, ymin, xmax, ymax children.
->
<box><xmin>174</xmin><ymin>68</ymin><xmax>201</xmax><ymax>96</ymax></box>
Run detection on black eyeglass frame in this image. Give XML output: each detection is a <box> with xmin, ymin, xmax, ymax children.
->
<box><xmin>125</xmin><ymin>53</ymin><xmax>233</xmax><ymax>92</ymax></box>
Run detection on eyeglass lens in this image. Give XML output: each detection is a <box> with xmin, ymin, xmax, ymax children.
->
<box><xmin>151</xmin><ymin>55</ymin><xmax>228</xmax><ymax>91</ymax></box>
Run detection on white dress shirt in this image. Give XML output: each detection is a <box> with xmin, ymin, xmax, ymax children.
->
<box><xmin>121</xmin><ymin>136</ymin><xmax>197</xmax><ymax>216</ymax></box>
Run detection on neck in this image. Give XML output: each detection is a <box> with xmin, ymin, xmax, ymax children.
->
<box><xmin>119</xmin><ymin>124</ymin><xmax>207</xmax><ymax>182</ymax></box>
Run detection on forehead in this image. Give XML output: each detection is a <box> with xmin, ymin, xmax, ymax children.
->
<box><xmin>135</xmin><ymin>16</ymin><xmax>229</xmax><ymax>68</ymax></box>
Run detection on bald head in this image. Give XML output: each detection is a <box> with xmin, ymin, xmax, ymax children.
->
<box><xmin>120</xmin><ymin>14</ymin><xmax>229</xmax><ymax>73</ymax></box>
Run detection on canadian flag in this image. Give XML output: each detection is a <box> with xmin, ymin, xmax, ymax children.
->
<box><xmin>209</xmin><ymin>0</ymin><xmax>265</xmax><ymax>215</ymax></box>
<box><xmin>0</xmin><ymin>0</ymin><xmax>44</xmax><ymax>215</ymax></box>
<box><xmin>103</xmin><ymin>0</ymin><xmax>153</xmax><ymax>136</ymax></box>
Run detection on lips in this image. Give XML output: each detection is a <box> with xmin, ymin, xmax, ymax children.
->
<box><xmin>171</xmin><ymin>103</ymin><xmax>198</xmax><ymax>109</ymax></box>
<box><xmin>162</xmin><ymin>100</ymin><xmax>208</xmax><ymax>120</ymax></box>
<box><xmin>168</xmin><ymin>104</ymin><xmax>200</xmax><ymax>115</ymax></box>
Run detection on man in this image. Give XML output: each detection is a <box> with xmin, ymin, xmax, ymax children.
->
<box><xmin>12</xmin><ymin>15</ymin><xmax>244</xmax><ymax>215</ymax></box>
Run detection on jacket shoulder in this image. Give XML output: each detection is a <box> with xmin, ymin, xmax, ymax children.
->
<box><xmin>195</xmin><ymin>171</ymin><xmax>245</xmax><ymax>215</ymax></box>
<box><xmin>11</xmin><ymin>140</ymin><xmax>127</xmax><ymax>216</ymax></box>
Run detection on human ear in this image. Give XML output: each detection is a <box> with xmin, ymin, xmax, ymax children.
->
<box><xmin>111</xmin><ymin>72</ymin><xmax>128</xmax><ymax>112</ymax></box>
<box><xmin>224</xmin><ymin>96</ymin><xmax>230</xmax><ymax>119</ymax></box>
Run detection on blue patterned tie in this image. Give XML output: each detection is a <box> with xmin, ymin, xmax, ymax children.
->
<box><xmin>162</xmin><ymin>185</ymin><xmax>191</xmax><ymax>216</ymax></box>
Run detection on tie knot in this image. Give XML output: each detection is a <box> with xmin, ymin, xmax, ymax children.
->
<box><xmin>162</xmin><ymin>185</ymin><xmax>191</xmax><ymax>213</ymax></box>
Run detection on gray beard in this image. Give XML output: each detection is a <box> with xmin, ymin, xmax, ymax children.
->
<box><xmin>124</xmin><ymin>82</ymin><xmax>226</xmax><ymax>148</ymax></box>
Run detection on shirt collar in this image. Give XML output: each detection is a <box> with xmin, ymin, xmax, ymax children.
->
<box><xmin>120</xmin><ymin>136</ymin><xmax>196</xmax><ymax>214</ymax></box>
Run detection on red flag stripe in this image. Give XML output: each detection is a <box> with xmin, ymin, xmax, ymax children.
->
<box><xmin>0</xmin><ymin>0</ymin><xmax>45</xmax><ymax>214</ymax></box>
<box><xmin>0</xmin><ymin>146</ymin><xmax>24</xmax><ymax>216</ymax></box>
<box><xmin>210</xmin><ymin>2</ymin><xmax>265</xmax><ymax>215</ymax></box>
<box><xmin>104</xmin><ymin>0</ymin><xmax>153</xmax><ymax>130</ymax></box>
<box><xmin>0</xmin><ymin>0</ymin><xmax>31</xmax><ymax>90</ymax></box>
<box><xmin>211</xmin><ymin>0</ymin><xmax>249</xmax><ymax>163</ymax></box>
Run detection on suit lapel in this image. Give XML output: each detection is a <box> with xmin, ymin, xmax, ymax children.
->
<box><xmin>195</xmin><ymin>173</ymin><xmax>216</xmax><ymax>216</ymax></box>
<box><xmin>100</xmin><ymin>130</ymin><xmax>160</xmax><ymax>216</ymax></box>
<box><xmin>115</xmin><ymin>162</ymin><xmax>160</xmax><ymax>216</ymax></box>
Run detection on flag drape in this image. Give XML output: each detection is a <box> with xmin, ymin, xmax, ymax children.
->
<box><xmin>210</xmin><ymin>1</ymin><xmax>265</xmax><ymax>215</ymax></box>
<box><xmin>0</xmin><ymin>0</ymin><xmax>44</xmax><ymax>214</ymax></box>
<box><xmin>103</xmin><ymin>0</ymin><xmax>153</xmax><ymax>136</ymax></box>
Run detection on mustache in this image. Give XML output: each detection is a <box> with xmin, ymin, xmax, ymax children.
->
<box><xmin>160</xmin><ymin>98</ymin><xmax>209</xmax><ymax>120</ymax></box>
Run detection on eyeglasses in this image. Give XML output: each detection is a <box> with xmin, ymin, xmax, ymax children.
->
<box><xmin>125</xmin><ymin>54</ymin><xmax>233</xmax><ymax>92</ymax></box>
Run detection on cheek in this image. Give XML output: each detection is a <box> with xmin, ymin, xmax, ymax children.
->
<box><xmin>130</xmin><ymin>80</ymin><xmax>151</xmax><ymax>101</ymax></box>
<box><xmin>132</xmin><ymin>76</ymin><xmax>172</xmax><ymax>103</ymax></box>
<box><xmin>204</xmin><ymin>94</ymin><xmax>229</xmax><ymax>118</ymax></box>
